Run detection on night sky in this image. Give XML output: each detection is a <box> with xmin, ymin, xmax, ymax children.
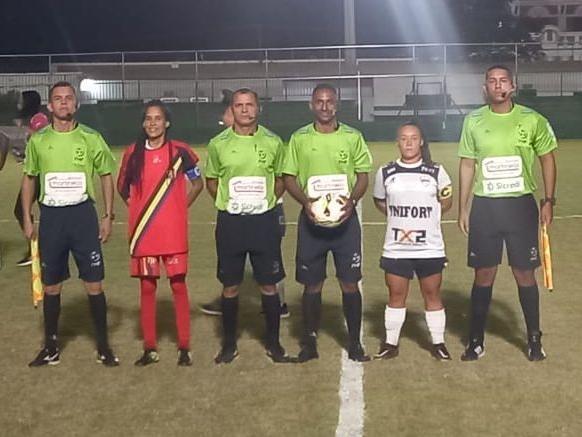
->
<box><xmin>1</xmin><ymin>0</ymin><xmax>504</xmax><ymax>55</ymax></box>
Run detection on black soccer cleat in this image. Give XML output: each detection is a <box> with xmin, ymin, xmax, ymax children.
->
<box><xmin>374</xmin><ymin>343</ymin><xmax>399</xmax><ymax>360</ymax></box>
<box><xmin>177</xmin><ymin>349</ymin><xmax>193</xmax><ymax>366</ymax></box>
<box><xmin>199</xmin><ymin>298</ymin><xmax>222</xmax><ymax>316</ymax></box>
<box><xmin>134</xmin><ymin>349</ymin><xmax>159</xmax><ymax>366</ymax></box>
<box><xmin>280</xmin><ymin>303</ymin><xmax>290</xmax><ymax>319</ymax></box>
<box><xmin>348</xmin><ymin>342</ymin><xmax>371</xmax><ymax>362</ymax></box>
<box><xmin>527</xmin><ymin>332</ymin><xmax>547</xmax><ymax>362</ymax></box>
<box><xmin>431</xmin><ymin>343</ymin><xmax>452</xmax><ymax>361</ymax></box>
<box><xmin>266</xmin><ymin>343</ymin><xmax>296</xmax><ymax>363</ymax></box>
<box><xmin>16</xmin><ymin>254</ymin><xmax>32</xmax><ymax>267</ymax></box>
<box><xmin>297</xmin><ymin>337</ymin><xmax>319</xmax><ymax>363</ymax></box>
<box><xmin>214</xmin><ymin>344</ymin><xmax>239</xmax><ymax>364</ymax></box>
<box><xmin>97</xmin><ymin>348</ymin><xmax>120</xmax><ymax>367</ymax></box>
<box><xmin>29</xmin><ymin>348</ymin><xmax>60</xmax><ymax>367</ymax></box>
<box><xmin>461</xmin><ymin>339</ymin><xmax>485</xmax><ymax>361</ymax></box>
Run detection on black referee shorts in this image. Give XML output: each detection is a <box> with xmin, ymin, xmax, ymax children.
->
<box><xmin>215</xmin><ymin>208</ymin><xmax>285</xmax><ymax>287</ymax></box>
<box><xmin>39</xmin><ymin>201</ymin><xmax>105</xmax><ymax>286</ymax></box>
<box><xmin>468</xmin><ymin>194</ymin><xmax>540</xmax><ymax>269</ymax></box>
<box><xmin>295</xmin><ymin>210</ymin><xmax>362</xmax><ymax>285</ymax></box>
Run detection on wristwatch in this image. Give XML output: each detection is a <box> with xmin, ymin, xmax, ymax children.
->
<box><xmin>540</xmin><ymin>197</ymin><xmax>556</xmax><ymax>206</ymax></box>
<box><xmin>102</xmin><ymin>212</ymin><xmax>116</xmax><ymax>220</ymax></box>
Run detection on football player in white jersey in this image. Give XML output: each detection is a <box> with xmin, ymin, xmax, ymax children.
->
<box><xmin>373</xmin><ymin>121</ymin><xmax>453</xmax><ymax>360</ymax></box>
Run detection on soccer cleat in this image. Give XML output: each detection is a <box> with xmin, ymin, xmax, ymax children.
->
<box><xmin>527</xmin><ymin>332</ymin><xmax>546</xmax><ymax>362</ymax></box>
<box><xmin>28</xmin><ymin>348</ymin><xmax>60</xmax><ymax>367</ymax></box>
<box><xmin>461</xmin><ymin>339</ymin><xmax>485</xmax><ymax>361</ymax></box>
<box><xmin>374</xmin><ymin>343</ymin><xmax>399</xmax><ymax>360</ymax></box>
<box><xmin>96</xmin><ymin>348</ymin><xmax>120</xmax><ymax>367</ymax></box>
<box><xmin>297</xmin><ymin>337</ymin><xmax>319</xmax><ymax>363</ymax></box>
<box><xmin>280</xmin><ymin>303</ymin><xmax>290</xmax><ymax>319</ymax></box>
<box><xmin>266</xmin><ymin>343</ymin><xmax>296</xmax><ymax>363</ymax></box>
<box><xmin>348</xmin><ymin>342</ymin><xmax>371</xmax><ymax>362</ymax></box>
<box><xmin>134</xmin><ymin>349</ymin><xmax>159</xmax><ymax>366</ymax></box>
<box><xmin>214</xmin><ymin>344</ymin><xmax>239</xmax><ymax>364</ymax></box>
<box><xmin>431</xmin><ymin>343</ymin><xmax>452</xmax><ymax>361</ymax></box>
<box><xmin>16</xmin><ymin>254</ymin><xmax>32</xmax><ymax>267</ymax></box>
<box><xmin>199</xmin><ymin>298</ymin><xmax>222</xmax><ymax>316</ymax></box>
<box><xmin>177</xmin><ymin>349</ymin><xmax>193</xmax><ymax>366</ymax></box>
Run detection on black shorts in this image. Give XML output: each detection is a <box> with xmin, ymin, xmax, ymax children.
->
<box><xmin>380</xmin><ymin>257</ymin><xmax>447</xmax><ymax>280</ymax></box>
<box><xmin>295</xmin><ymin>210</ymin><xmax>362</xmax><ymax>285</ymax></box>
<box><xmin>468</xmin><ymin>195</ymin><xmax>540</xmax><ymax>269</ymax></box>
<box><xmin>39</xmin><ymin>201</ymin><xmax>105</xmax><ymax>286</ymax></box>
<box><xmin>215</xmin><ymin>208</ymin><xmax>285</xmax><ymax>287</ymax></box>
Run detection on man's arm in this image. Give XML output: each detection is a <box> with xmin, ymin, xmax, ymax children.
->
<box><xmin>458</xmin><ymin>158</ymin><xmax>476</xmax><ymax>236</ymax></box>
<box><xmin>206</xmin><ymin>178</ymin><xmax>218</xmax><ymax>200</ymax></box>
<box><xmin>539</xmin><ymin>151</ymin><xmax>557</xmax><ymax>226</ymax></box>
<box><xmin>187</xmin><ymin>178</ymin><xmax>204</xmax><ymax>207</ymax></box>
<box><xmin>275</xmin><ymin>176</ymin><xmax>285</xmax><ymax>199</ymax></box>
<box><xmin>283</xmin><ymin>174</ymin><xmax>315</xmax><ymax>221</ymax></box>
<box><xmin>99</xmin><ymin>173</ymin><xmax>114</xmax><ymax>243</ymax></box>
<box><xmin>21</xmin><ymin>175</ymin><xmax>37</xmax><ymax>240</ymax></box>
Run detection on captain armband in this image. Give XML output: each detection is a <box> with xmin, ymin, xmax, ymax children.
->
<box><xmin>438</xmin><ymin>185</ymin><xmax>452</xmax><ymax>200</ymax></box>
<box><xmin>185</xmin><ymin>165</ymin><xmax>202</xmax><ymax>180</ymax></box>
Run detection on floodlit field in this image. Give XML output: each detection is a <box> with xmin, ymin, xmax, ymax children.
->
<box><xmin>0</xmin><ymin>140</ymin><xmax>581</xmax><ymax>436</ymax></box>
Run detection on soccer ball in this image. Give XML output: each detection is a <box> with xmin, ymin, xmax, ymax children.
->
<box><xmin>311</xmin><ymin>193</ymin><xmax>347</xmax><ymax>228</ymax></box>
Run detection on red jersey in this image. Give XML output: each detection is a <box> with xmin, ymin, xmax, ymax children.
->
<box><xmin>117</xmin><ymin>140</ymin><xmax>200</xmax><ymax>256</ymax></box>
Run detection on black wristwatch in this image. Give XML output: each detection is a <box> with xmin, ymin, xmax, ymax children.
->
<box><xmin>540</xmin><ymin>197</ymin><xmax>556</xmax><ymax>206</ymax></box>
<box><xmin>102</xmin><ymin>212</ymin><xmax>116</xmax><ymax>220</ymax></box>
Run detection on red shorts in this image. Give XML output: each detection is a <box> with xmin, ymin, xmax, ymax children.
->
<box><xmin>130</xmin><ymin>253</ymin><xmax>188</xmax><ymax>278</ymax></box>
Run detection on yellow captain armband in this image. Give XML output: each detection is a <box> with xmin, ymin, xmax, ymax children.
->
<box><xmin>438</xmin><ymin>186</ymin><xmax>452</xmax><ymax>200</ymax></box>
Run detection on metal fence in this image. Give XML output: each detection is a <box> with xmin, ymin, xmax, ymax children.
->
<box><xmin>1</xmin><ymin>42</ymin><xmax>582</xmax><ymax>120</ymax></box>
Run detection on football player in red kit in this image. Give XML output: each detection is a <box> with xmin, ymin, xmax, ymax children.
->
<box><xmin>117</xmin><ymin>100</ymin><xmax>203</xmax><ymax>366</ymax></box>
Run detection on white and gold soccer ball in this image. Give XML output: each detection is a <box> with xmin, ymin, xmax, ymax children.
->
<box><xmin>311</xmin><ymin>193</ymin><xmax>347</xmax><ymax>228</ymax></box>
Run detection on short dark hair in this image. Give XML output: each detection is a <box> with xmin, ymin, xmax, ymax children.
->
<box><xmin>311</xmin><ymin>83</ymin><xmax>338</xmax><ymax>98</ymax></box>
<box><xmin>49</xmin><ymin>81</ymin><xmax>77</xmax><ymax>100</ymax></box>
<box><xmin>485</xmin><ymin>65</ymin><xmax>514</xmax><ymax>82</ymax></box>
<box><xmin>231</xmin><ymin>88</ymin><xmax>259</xmax><ymax>105</ymax></box>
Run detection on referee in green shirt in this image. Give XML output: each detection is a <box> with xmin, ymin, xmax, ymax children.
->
<box><xmin>282</xmin><ymin>84</ymin><xmax>373</xmax><ymax>362</ymax></box>
<box><xmin>458</xmin><ymin>66</ymin><xmax>557</xmax><ymax>361</ymax></box>
<box><xmin>22</xmin><ymin>81</ymin><xmax>119</xmax><ymax>367</ymax></box>
<box><xmin>205</xmin><ymin>88</ymin><xmax>292</xmax><ymax>364</ymax></box>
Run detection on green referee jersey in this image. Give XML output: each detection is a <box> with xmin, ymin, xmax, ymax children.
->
<box><xmin>458</xmin><ymin>104</ymin><xmax>557</xmax><ymax>197</ymax></box>
<box><xmin>205</xmin><ymin>125</ymin><xmax>284</xmax><ymax>213</ymax></box>
<box><xmin>24</xmin><ymin>123</ymin><xmax>116</xmax><ymax>206</ymax></box>
<box><xmin>281</xmin><ymin>123</ymin><xmax>372</xmax><ymax>196</ymax></box>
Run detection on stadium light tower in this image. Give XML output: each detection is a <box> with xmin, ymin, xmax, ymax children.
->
<box><xmin>344</xmin><ymin>0</ymin><xmax>357</xmax><ymax>70</ymax></box>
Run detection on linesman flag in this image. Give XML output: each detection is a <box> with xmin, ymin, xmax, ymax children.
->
<box><xmin>540</xmin><ymin>223</ymin><xmax>553</xmax><ymax>292</ymax></box>
<box><xmin>31</xmin><ymin>238</ymin><xmax>43</xmax><ymax>307</ymax></box>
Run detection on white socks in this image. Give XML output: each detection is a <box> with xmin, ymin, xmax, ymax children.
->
<box><xmin>384</xmin><ymin>306</ymin><xmax>406</xmax><ymax>346</ymax></box>
<box><xmin>425</xmin><ymin>308</ymin><xmax>446</xmax><ymax>344</ymax></box>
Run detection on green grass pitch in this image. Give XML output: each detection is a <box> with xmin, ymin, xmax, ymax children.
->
<box><xmin>0</xmin><ymin>140</ymin><xmax>581</xmax><ymax>436</ymax></box>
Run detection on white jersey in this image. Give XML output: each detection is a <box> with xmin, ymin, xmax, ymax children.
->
<box><xmin>373</xmin><ymin>159</ymin><xmax>452</xmax><ymax>259</ymax></box>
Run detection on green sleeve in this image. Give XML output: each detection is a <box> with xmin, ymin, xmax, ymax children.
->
<box><xmin>458</xmin><ymin>116</ymin><xmax>476</xmax><ymax>159</ymax></box>
<box><xmin>23</xmin><ymin>137</ymin><xmax>39</xmax><ymax>176</ymax></box>
<box><xmin>204</xmin><ymin>141</ymin><xmax>220</xmax><ymax>179</ymax></box>
<box><xmin>93</xmin><ymin>134</ymin><xmax>116</xmax><ymax>175</ymax></box>
<box><xmin>533</xmin><ymin>116</ymin><xmax>558</xmax><ymax>156</ymax></box>
<box><xmin>353</xmin><ymin>132</ymin><xmax>373</xmax><ymax>172</ymax></box>
<box><xmin>281</xmin><ymin>134</ymin><xmax>299</xmax><ymax>176</ymax></box>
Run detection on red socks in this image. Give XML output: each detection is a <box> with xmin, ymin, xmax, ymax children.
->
<box><xmin>140</xmin><ymin>276</ymin><xmax>191</xmax><ymax>350</ymax></box>
<box><xmin>170</xmin><ymin>276</ymin><xmax>191</xmax><ymax>350</ymax></box>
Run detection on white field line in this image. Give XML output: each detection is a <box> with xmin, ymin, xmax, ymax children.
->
<box><xmin>335</xmin><ymin>202</ymin><xmax>365</xmax><ymax>437</ymax></box>
<box><xmin>1</xmin><ymin>214</ymin><xmax>581</xmax><ymax>227</ymax></box>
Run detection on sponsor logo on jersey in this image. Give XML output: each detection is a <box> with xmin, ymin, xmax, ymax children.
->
<box><xmin>388</xmin><ymin>205</ymin><xmax>433</xmax><ymax>219</ymax></box>
<box><xmin>391</xmin><ymin>227</ymin><xmax>427</xmax><ymax>245</ymax></box>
